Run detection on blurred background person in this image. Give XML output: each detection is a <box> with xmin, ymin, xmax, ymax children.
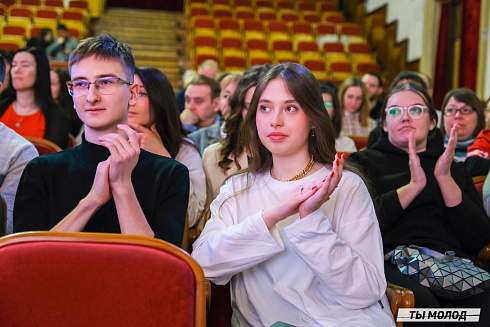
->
<box><xmin>26</xmin><ymin>28</ymin><xmax>54</xmax><ymax>53</ymax></box>
<box><xmin>46</xmin><ymin>24</ymin><xmax>78</xmax><ymax>62</ymax></box>
<box><xmin>128</xmin><ymin>67</ymin><xmax>205</xmax><ymax>228</ymax></box>
<box><xmin>319</xmin><ymin>83</ymin><xmax>357</xmax><ymax>153</ymax></box>
<box><xmin>50</xmin><ymin>68</ymin><xmax>82</xmax><ymax>138</ymax></box>
<box><xmin>440</xmin><ymin>88</ymin><xmax>484</xmax><ymax>162</ymax></box>
<box><xmin>339</xmin><ymin>76</ymin><xmax>376</xmax><ymax>137</ymax></box>
<box><xmin>0</xmin><ymin>48</ymin><xmax>69</xmax><ymax>148</ymax></box>
<box><xmin>362</xmin><ymin>72</ymin><xmax>384</xmax><ymax>123</ymax></box>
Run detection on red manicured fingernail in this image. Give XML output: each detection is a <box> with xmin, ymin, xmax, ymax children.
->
<box><xmin>342</xmin><ymin>153</ymin><xmax>346</xmax><ymax>159</ymax></box>
<box><xmin>322</xmin><ymin>178</ymin><xmax>326</xmax><ymax>182</ymax></box>
<box><xmin>312</xmin><ymin>186</ymin><xmax>317</xmax><ymax>190</ymax></box>
<box><xmin>327</xmin><ymin>197</ymin><xmax>330</xmax><ymax>200</ymax></box>
<box><xmin>330</xmin><ymin>171</ymin><xmax>334</xmax><ymax>177</ymax></box>
<box><xmin>337</xmin><ymin>151</ymin><xmax>340</xmax><ymax>158</ymax></box>
<box><xmin>335</xmin><ymin>158</ymin><xmax>339</xmax><ymax>166</ymax></box>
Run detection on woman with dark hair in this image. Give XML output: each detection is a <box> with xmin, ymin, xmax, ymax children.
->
<box><xmin>201</xmin><ymin>64</ymin><xmax>270</xmax><ymax>204</ymax></box>
<box><xmin>320</xmin><ymin>83</ymin><xmax>357</xmax><ymax>153</ymax></box>
<box><xmin>0</xmin><ymin>47</ymin><xmax>69</xmax><ymax>148</ymax></box>
<box><xmin>128</xmin><ymin>67</ymin><xmax>205</xmax><ymax>228</ymax></box>
<box><xmin>338</xmin><ymin>76</ymin><xmax>376</xmax><ymax>137</ymax></box>
<box><xmin>26</xmin><ymin>28</ymin><xmax>54</xmax><ymax>53</ymax></box>
<box><xmin>50</xmin><ymin>68</ymin><xmax>82</xmax><ymax>137</ymax></box>
<box><xmin>439</xmin><ymin>88</ymin><xmax>485</xmax><ymax>162</ymax></box>
<box><xmin>348</xmin><ymin>82</ymin><xmax>490</xmax><ymax>325</ymax></box>
<box><xmin>192</xmin><ymin>63</ymin><xmax>394</xmax><ymax>326</ymax></box>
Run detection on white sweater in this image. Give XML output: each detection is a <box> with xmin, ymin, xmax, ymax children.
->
<box><xmin>192</xmin><ymin>166</ymin><xmax>395</xmax><ymax>327</ymax></box>
<box><xmin>0</xmin><ymin>123</ymin><xmax>38</xmax><ymax>234</ymax></box>
<box><xmin>175</xmin><ymin>139</ymin><xmax>206</xmax><ymax>227</ymax></box>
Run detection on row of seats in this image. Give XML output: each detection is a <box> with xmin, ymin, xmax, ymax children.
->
<box><xmin>0</xmin><ymin>0</ymin><xmax>90</xmax><ymax>52</ymax></box>
<box><xmin>187</xmin><ymin>0</ymin><xmax>338</xmax><ymax>13</ymax></box>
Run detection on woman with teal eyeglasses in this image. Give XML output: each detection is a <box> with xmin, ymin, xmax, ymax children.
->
<box><xmin>347</xmin><ymin>82</ymin><xmax>490</xmax><ymax>325</ymax></box>
<box><xmin>319</xmin><ymin>83</ymin><xmax>357</xmax><ymax>153</ymax></box>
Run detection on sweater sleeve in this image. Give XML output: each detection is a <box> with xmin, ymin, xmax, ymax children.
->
<box><xmin>191</xmin><ymin>179</ymin><xmax>284</xmax><ymax>285</ymax></box>
<box><xmin>442</xmin><ymin>165</ymin><xmax>490</xmax><ymax>255</ymax></box>
<box><xmin>152</xmin><ymin>162</ymin><xmax>190</xmax><ymax>246</ymax></box>
<box><xmin>0</xmin><ymin>140</ymin><xmax>38</xmax><ymax>234</ymax></box>
<box><xmin>175</xmin><ymin>142</ymin><xmax>206</xmax><ymax>228</ymax></box>
<box><xmin>13</xmin><ymin>158</ymin><xmax>51</xmax><ymax>232</ymax></box>
<box><xmin>282</xmin><ymin>174</ymin><xmax>387</xmax><ymax>309</ymax></box>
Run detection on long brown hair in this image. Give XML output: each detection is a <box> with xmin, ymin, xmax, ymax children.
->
<box><xmin>240</xmin><ymin>63</ymin><xmax>336</xmax><ymax>174</ymax></box>
<box><xmin>218</xmin><ymin>64</ymin><xmax>271</xmax><ymax>172</ymax></box>
<box><xmin>338</xmin><ymin>76</ymin><xmax>370</xmax><ymax>127</ymax></box>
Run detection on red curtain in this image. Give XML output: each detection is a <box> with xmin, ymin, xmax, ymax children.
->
<box><xmin>459</xmin><ymin>0</ymin><xmax>481</xmax><ymax>91</ymax></box>
<box><xmin>433</xmin><ymin>3</ymin><xmax>452</xmax><ymax>109</ymax></box>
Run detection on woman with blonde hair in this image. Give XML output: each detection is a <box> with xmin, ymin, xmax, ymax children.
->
<box><xmin>339</xmin><ymin>76</ymin><xmax>376</xmax><ymax>137</ymax></box>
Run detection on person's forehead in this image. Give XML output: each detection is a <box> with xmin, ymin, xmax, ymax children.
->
<box><xmin>446</xmin><ymin>97</ymin><xmax>470</xmax><ymax>107</ymax></box>
<box><xmin>70</xmin><ymin>56</ymin><xmax>127</xmax><ymax>79</ymax></box>
<box><xmin>345</xmin><ymin>86</ymin><xmax>363</xmax><ymax>95</ymax></box>
<box><xmin>186</xmin><ymin>84</ymin><xmax>212</xmax><ymax>97</ymax></box>
<box><xmin>13</xmin><ymin>52</ymin><xmax>35</xmax><ymax>62</ymax></box>
<box><xmin>362</xmin><ymin>74</ymin><xmax>378</xmax><ymax>86</ymax></box>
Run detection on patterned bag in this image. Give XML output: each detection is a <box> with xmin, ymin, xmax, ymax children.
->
<box><xmin>389</xmin><ymin>245</ymin><xmax>490</xmax><ymax>299</ymax></box>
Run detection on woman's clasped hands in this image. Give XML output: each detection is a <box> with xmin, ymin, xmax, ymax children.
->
<box><xmin>263</xmin><ymin>153</ymin><xmax>345</xmax><ymax>229</ymax></box>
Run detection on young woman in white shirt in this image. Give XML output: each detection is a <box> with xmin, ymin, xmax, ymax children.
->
<box><xmin>192</xmin><ymin>63</ymin><xmax>394</xmax><ymax>327</ymax></box>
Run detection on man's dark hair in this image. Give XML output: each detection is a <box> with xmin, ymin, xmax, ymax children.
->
<box><xmin>68</xmin><ymin>34</ymin><xmax>135</xmax><ymax>81</ymax></box>
<box><xmin>188</xmin><ymin>75</ymin><xmax>221</xmax><ymax>100</ymax></box>
<box><xmin>364</xmin><ymin>71</ymin><xmax>383</xmax><ymax>88</ymax></box>
<box><xmin>390</xmin><ymin>71</ymin><xmax>427</xmax><ymax>91</ymax></box>
<box><xmin>57</xmin><ymin>24</ymin><xmax>68</xmax><ymax>31</ymax></box>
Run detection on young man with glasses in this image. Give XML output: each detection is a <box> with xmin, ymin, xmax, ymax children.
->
<box><xmin>13</xmin><ymin>35</ymin><xmax>190</xmax><ymax>246</ymax></box>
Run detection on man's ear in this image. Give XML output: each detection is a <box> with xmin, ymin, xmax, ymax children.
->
<box><xmin>212</xmin><ymin>96</ymin><xmax>220</xmax><ymax>112</ymax></box>
<box><xmin>0</xmin><ymin>82</ymin><xmax>3</xmax><ymax>93</ymax></box>
<box><xmin>128</xmin><ymin>83</ymin><xmax>140</xmax><ymax>106</ymax></box>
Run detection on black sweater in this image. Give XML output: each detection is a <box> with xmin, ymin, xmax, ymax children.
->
<box><xmin>347</xmin><ymin>129</ymin><xmax>490</xmax><ymax>258</ymax></box>
<box><xmin>13</xmin><ymin>138</ymin><xmax>190</xmax><ymax>246</ymax></box>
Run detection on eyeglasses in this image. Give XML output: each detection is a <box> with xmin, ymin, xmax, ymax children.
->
<box><xmin>443</xmin><ymin>107</ymin><xmax>474</xmax><ymax>116</ymax></box>
<box><xmin>385</xmin><ymin>105</ymin><xmax>428</xmax><ymax>120</ymax></box>
<box><xmin>66</xmin><ymin>77</ymin><xmax>132</xmax><ymax>97</ymax></box>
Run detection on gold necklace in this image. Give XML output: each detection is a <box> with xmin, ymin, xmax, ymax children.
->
<box><xmin>270</xmin><ymin>155</ymin><xmax>315</xmax><ymax>182</ymax></box>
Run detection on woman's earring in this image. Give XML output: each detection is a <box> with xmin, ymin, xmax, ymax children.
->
<box><xmin>311</xmin><ymin>129</ymin><xmax>315</xmax><ymax>138</ymax></box>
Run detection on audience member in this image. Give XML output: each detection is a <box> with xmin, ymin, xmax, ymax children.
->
<box><xmin>418</xmin><ymin>71</ymin><xmax>434</xmax><ymax>97</ymax></box>
<box><xmin>192</xmin><ymin>63</ymin><xmax>394</xmax><ymax>326</ymax></box>
<box><xmin>465</xmin><ymin>129</ymin><xmax>490</xmax><ymax>177</ymax></box>
<box><xmin>367</xmin><ymin>71</ymin><xmax>432</xmax><ymax>148</ymax></box>
<box><xmin>319</xmin><ymin>83</ymin><xmax>357</xmax><ymax>153</ymax></box>
<box><xmin>46</xmin><ymin>24</ymin><xmax>78</xmax><ymax>62</ymax></box>
<box><xmin>0</xmin><ymin>55</ymin><xmax>38</xmax><ymax>235</ymax></box>
<box><xmin>188</xmin><ymin>72</ymin><xmax>242</xmax><ymax>154</ymax></box>
<box><xmin>0</xmin><ymin>47</ymin><xmax>69</xmax><ymax>149</ymax></box>
<box><xmin>51</xmin><ymin>68</ymin><xmax>82</xmax><ymax>137</ymax></box>
<box><xmin>180</xmin><ymin>75</ymin><xmax>220</xmax><ymax>134</ymax></box>
<box><xmin>14</xmin><ymin>35</ymin><xmax>190</xmax><ymax>246</ymax></box>
<box><xmin>485</xmin><ymin>97</ymin><xmax>490</xmax><ymax>128</ymax></box>
<box><xmin>202</xmin><ymin>65</ymin><xmax>270</xmax><ymax>210</ymax></box>
<box><xmin>347</xmin><ymin>82</ymin><xmax>490</xmax><ymax>324</ymax></box>
<box><xmin>339</xmin><ymin>76</ymin><xmax>376</xmax><ymax>136</ymax></box>
<box><xmin>128</xmin><ymin>66</ymin><xmax>205</xmax><ymax>228</ymax></box>
<box><xmin>197</xmin><ymin>59</ymin><xmax>219</xmax><ymax>79</ymax></box>
<box><xmin>440</xmin><ymin>88</ymin><xmax>484</xmax><ymax>162</ymax></box>
<box><xmin>176</xmin><ymin>69</ymin><xmax>197</xmax><ymax>112</ymax></box>
<box><xmin>0</xmin><ymin>50</ymin><xmax>13</xmax><ymax>91</ymax></box>
<box><xmin>26</xmin><ymin>28</ymin><xmax>54</xmax><ymax>53</ymax></box>
<box><xmin>362</xmin><ymin>72</ymin><xmax>384</xmax><ymax>122</ymax></box>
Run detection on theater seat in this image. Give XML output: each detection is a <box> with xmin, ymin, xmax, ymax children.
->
<box><xmin>0</xmin><ymin>232</ymin><xmax>206</xmax><ymax>327</ymax></box>
<box><xmin>25</xmin><ymin>137</ymin><xmax>61</xmax><ymax>155</ymax></box>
